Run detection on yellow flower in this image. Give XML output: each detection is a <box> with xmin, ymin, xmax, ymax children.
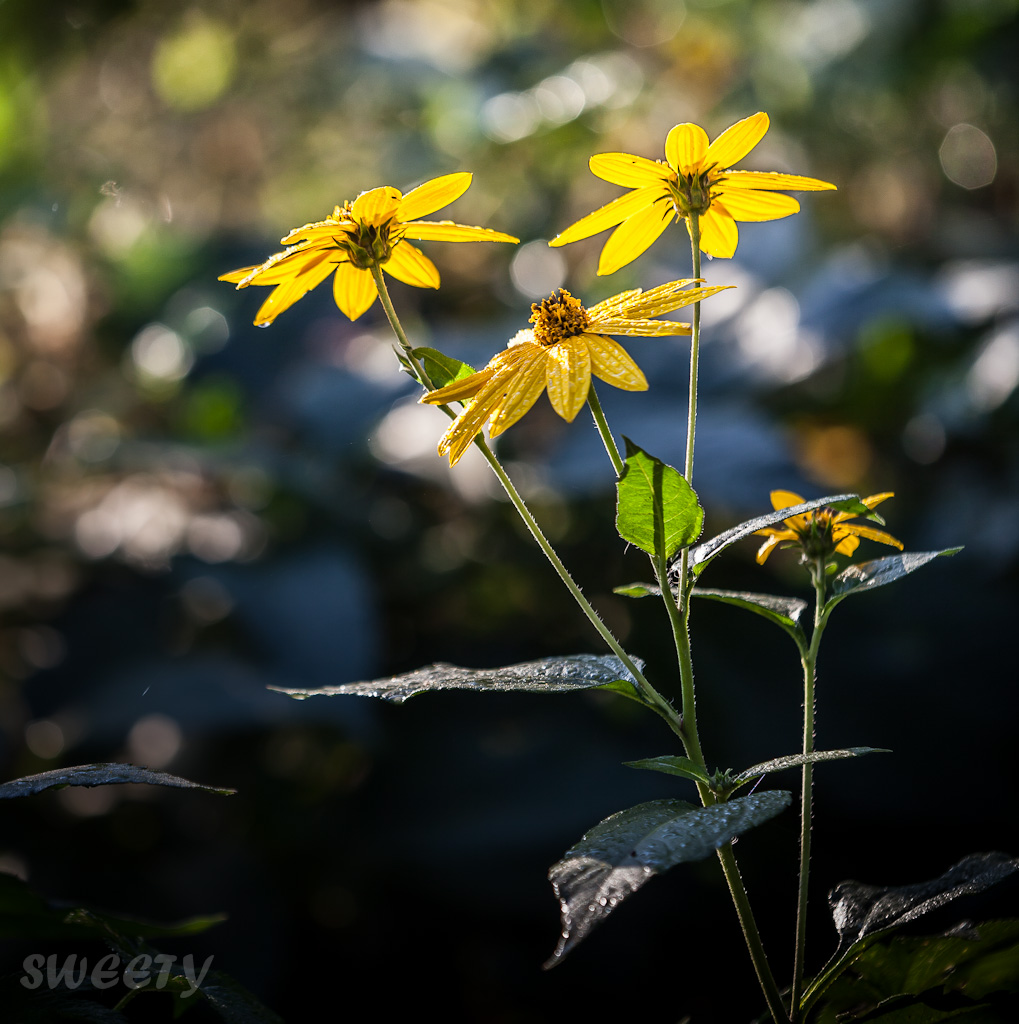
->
<box><xmin>220</xmin><ymin>173</ymin><xmax>518</xmax><ymax>324</ymax></box>
<box><xmin>421</xmin><ymin>281</ymin><xmax>730</xmax><ymax>465</ymax></box>
<box><xmin>550</xmin><ymin>112</ymin><xmax>836</xmax><ymax>273</ymax></box>
<box><xmin>754</xmin><ymin>490</ymin><xmax>904</xmax><ymax>565</ymax></box>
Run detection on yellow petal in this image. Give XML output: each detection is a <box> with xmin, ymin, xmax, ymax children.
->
<box><xmin>771</xmin><ymin>490</ymin><xmax>806</xmax><ymax>510</ymax></box>
<box><xmin>596</xmin><ymin>199</ymin><xmax>674</xmax><ymax>276</ymax></box>
<box><xmin>231</xmin><ymin>244</ymin><xmax>336</xmax><ymax>287</ymax></box>
<box><xmin>590</xmin><ymin>317</ymin><xmax>691</xmax><ymax>337</ymax></box>
<box><xmin>704</xmin><ymin>112</ymin><xmax>769</xmax><ymax>170</ymax></box>
<box><xmin>610</xmin><ymin>280</ymin><xmax>733</xmax><ymax>319</ymax></box>
<box><xmin>697</xmin><ymin>204</ymin><xmax>738</xmax><ymax>258</ymax></box>
<box><xmin>438</xmin><ymin>362</ymin><xmax>524</xmax><ymax>465</ymax></box>
<box><xmin>723</xmin><ymin>170</ymin><xmax>837</xmax><ymax>192</ymax></box>
<box><xmin>550</xmin><ymin>185</ymin><xmax>667</xmax><ymax>247</ymax></box>
<box><xmin>586</xmin><ymin>288</ymin><xmax>646</xmax><ymax>318</ymax></box>
<box><xmin>834</xmin><ymin>532</ymin><xmax>860</xmax><ymax>557</ymax></box>
<box><xmin>220</xmin><ymin>264</ymin><xmax>261</xmax><ymax>285</ymax></box>
<box><xmin>833</xmin><ymin>492</ymin><xmax>894</xmax><ymax>524</ymax></box>
<box><xmin>383</xmin><ymin>241</ymin><xmax>440</xmax><ymax>289</ymax></box>
<box><xmin>420</xmin><ymin>367</ymin><xmax>495</xmax><ymax>405</ymax></box>
<box><xmin>714</xmin><ymin>186</ymin><xmax>800</xmax><ymax>222</ymax></box>
<box><xmin>351</xmin><ymin>186</ymin><xmax>403</xmax><ymax>227</ymax></box>
<box><xmin>665</xmin><ymin>123</ymin><xmax>709</xmax><ymax>173</ymax></box>
<box><xmin>841</xmin><ymin>523</ymin><xmax>904</xmax><ymax>550</ymax></box>
<box><xmin>586</xmin><ymin>333</ymin><xmax>648</xmax><ymax>391</ymax></box>
<box><xmin>398</xmin><ymin>173</ymin><xmax>472</xmax><ymax>222</ymax></box>
<box><xmin>487</xmin><ymin>345</ymin><xmax>549</xmax><ymax>437</ymax></box>
<box><xmin>251</xmin><ymin>254</ymin><xmax>336</xmax><ymax>325</ymax></box>
<box><xmin>332</xmin><ymin>262</ymin><xmax>378</xmax><ymax>320</ymax></box>
<box><xmin>401</xmin><ymin>221</ymin><xmax>519</xmax><ymax>243</ymax></box>
<box><xmin>590</xmin><ymin>153</ymin><xmax>673</xmax><ymax>188</ymax></box>
<box><xmin>281</xmin><ymin>220</ymin><xmax>348</xmax><ymax>245</ymax></box>
<box><xmin>545</xmin><ymin>337</ymin><xmax>592</xmax><ymax>421</ymax></box>
<box><xmin>755</xmin><ymin>533</ymin><xmax>786</xmax><ymax>564</ymax></box>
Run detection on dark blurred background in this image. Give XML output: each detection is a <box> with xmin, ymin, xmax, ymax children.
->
<box><xmin>0</xmin><ymin>0</ymin><xmax>1017</xmax><ymax>1020</ymax></box>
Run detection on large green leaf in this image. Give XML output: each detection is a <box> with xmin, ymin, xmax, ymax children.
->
<box><xmin>731</xmin><ymin>748</ymin><xmax>890</xmax><ymax>787</ymax></box>
<box><xmin>615</xmin><ymin>438</ymin><xmax>703</xmax><ymax>561</ymax></box>
<box><xmin>0</xmin><ymin>763</ymin><xmax>235</xmax><ymax>800</ymax></box>
<box><xmin>623</xmin><ymin>755</ymin><xmax>713</xmax><ymax>786</ymax></box>
<box><xmin>545</xmin><ymin>790</ymin><xmax>791</xmax><ymax>966</ymax></box>
<box><xmin>679</xmin><ymin>493</ymin><xmax>861</xmax><ymax>577</ymax></box>
<box><xmin>801</xmin><ymin>853</ymin><xmax>1019</xmax><ymax>1017</ymax></box>
<box><xmin>272</xmin><ymin>653</ymin><xmax>645</xmax><ymax>704</ymax></box>
<box><xmin>825</xmin><ymin>548</ymin><xmax>963</xmax><ymax>613</ymax></box>
<box><xmin>412</xmin><ymin>346</ymin><xmax>476</xmax><ymax>389</ymax></box>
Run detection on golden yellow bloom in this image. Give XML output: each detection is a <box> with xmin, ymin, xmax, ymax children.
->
<box><xmin>754</xmin><ymin>491</ymin><xmax>903</xmax><ymax>565</ymax></box>
<box><xmin>421</xmin><ymin>281</ymin><xmax>730</xmax><ymax>465</ymax></box>
<box><xmin>550</xmin><ymin>112</ymin><xmax>836</xmax><ymax>273</ymax></box>
<box><xmin>220</xmin><ymin>173</ymin><xmax>517</xmax><ymax>324</ymax></box>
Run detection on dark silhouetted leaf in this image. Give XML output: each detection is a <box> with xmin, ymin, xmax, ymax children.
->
<box><xmin>826</xmin><ymin>548</ymin><xmax>963</xmax><ymax>611</ymax></box>
<box><xmin>0</xmin><ymin>763</ymin><xmax>235</xmax><ymax>799</ymax></box>
<box><xmin>545</xmin><ymin>790</ymin><xmax>791</xmax><ymax>967</ymax></box>
<box><xmin>732</xmin><ymin>747</ymin><xmax>890</xmax><ymax>784</ymax></box>
<box><xmin>615</xmin><ymin>438</ymin><xmax>702</xmax><ymax>560</ymax></box>
<box><xmin>199</xmin><ymin>971</ymin><xmax>286</xmax><ymax>1023</ymax></box>
<box><xmin>679</xmin><ymin>493</ymin><xmax>860</xmax><ymax>577</ymax></box>
<box><xmin>692</xmin><ymin>588</ymin><xmax>810</xmax><ymax>647</ymax></box>
<box><xmin>413</xmin><ymin>346</ymin><xmax>475</xmax><ymax>389</ymax></box>
<box><xmin>273</xmin><ymin>654</ymin><xmax>644</xmax><ymax>704</ymax></box>
<box><xmin>623</xmin><ymin>756</ymin><xmax>713</xmax><ymax>786</ymax></box>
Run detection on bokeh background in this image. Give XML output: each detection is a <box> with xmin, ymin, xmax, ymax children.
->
<box><xmin>1</xmin><ymin>0</ymin><xmax>1017</xmax><ymax>1020</ymax></box>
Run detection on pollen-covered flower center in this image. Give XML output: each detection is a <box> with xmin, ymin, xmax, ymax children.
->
<box><xmin>530</xmin><ymin>289</ymin><xmax>590</xmax><ymax>347</ymax></box>
<box><xmin>335</xmin><ymin>202</ymin><xmax>401</xmax><ymax>270</ymax></box>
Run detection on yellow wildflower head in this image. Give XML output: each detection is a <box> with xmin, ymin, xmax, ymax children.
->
<box><xmin>550</xmin><ymin>112</ymin><xmax>836</xmax><ymax>272</ymax></box>
<box><xmin>754</xmin><ymin>490</ymin><xmax>903</xmax><ymax>566</ymax></box>
<box><xmin>420</xmin><ymin>280</ymin><xmax>732</xmax><ymax>466</ymax></box>
<box><xmin>220</xmin><ymin>173</ymin><xmax>517</xmax><ymax>324</ymax></box>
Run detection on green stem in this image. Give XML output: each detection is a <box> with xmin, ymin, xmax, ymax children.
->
<box><xmin>791</xmin><ymin>559</ymin><xmax>829</xmax><ymax>1020</ymax></box>
<box><xmin>684</xmin><ymin>213</ymin><xmax>703</xmax><ymax>486</ymax></box>
<box><xmin>370</xmin><ymin>263</ymin><xmax>684</xmax><ymax>739</ymax></box>
<box><xmin>718</xmin><ymin>843</ymin><xmax>792</xmax><ymax>1024</ymax></box>
<box><xmin>587</xmin><ymin>383</ymin><xmax>624</xmax><ymax>476</ymax></box>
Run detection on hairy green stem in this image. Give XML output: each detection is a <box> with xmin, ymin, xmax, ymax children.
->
<box><xmin>587</xmin><ymin>383</ymin><xmax>624</xmax><ymax>476</ymax></box>
<box><xmin>790</xmin><ymin>560</ymin><xmax>830</xmax><ymax>1019</ymax></box>
<box><xmin>370</xmin><ymin>264</ymin><xmax>435</xmax><ymax>390</ymax></box>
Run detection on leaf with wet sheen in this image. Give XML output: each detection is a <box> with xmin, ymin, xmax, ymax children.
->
<box><xmin>0</xmin><ymin>763</ymin><xmax>236</xmax><ymax>799</ymax></box>
<box><xmin>545</xmin><ymin>790</ymin><xmax>791</xmax><ymax>966</ymax></box>
<box><xmin>826</xmin><ymin>548</ymin><xmax>963</xmax><ymax>612</ymax></box>
<box><xmin>677</xmin><ymin>493</ymin><xmax>861</xmax><ymax>578</ymax></box>
<box><xmin>732</xmin><ymin>747</ymin><xmax>891</xmax><ymax>785</ymax></box>
<box><xmin>692</xmin><ymin>588</ymin><xmax>810</xmax><ymax>648</ymax></box>
<box><xmin>413</xmin><ymin>346</ymin><xmax>476</xmax><ymax>389</ymax></box>
<box><xmin>273</xmin><ymin>654</ymin><xmax>645</xmax><ymax>704</ymax></box>
<box><xmin>615</xmin><ymin>438</ymin><xmax>703</xmax><ymax>560</ymax></box>
<box><xmin>623</xmin><ymin>755</ymin><xmax>713</xmax><ymax>786</ymax></box>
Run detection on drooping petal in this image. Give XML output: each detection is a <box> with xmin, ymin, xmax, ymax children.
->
<box><xmin>550</xmin><ymin>185</ymin><xmax>668</xmax><ymax>247</ymax></box>
<box><xmin>251</xmin><ymin>254</ymin><xmax>336</xmax><ymax>326</ymax></box>
<box><xmin>697</xmin><ymin>204</ymin><xmax>739</xmax><ymax>258</ymax></box>
<box><xmin>596</xmin><ymin>199</ymin><xmax>674</xmax><ymax>276</ymax></box>
<box><xmin>833</xmin><ymin>532</ymin><xmax>860</xmax><ymax>557</ymax></box>
<box><xmin>755</xmin><ymin>533</ymin><xmax>788</xmax><ymax>564</ymax></box>
<box><xmin>401</xmin><ymin>221</ymin><xmax>519</xmax><ymax>243</ymax></box>
<box><xmin>420</xmin><ymin>367</ymin><xmax>496</xmax><ymax>406</ymax></box>
<box><xmin>587</xmin><ymin>333</ymin><xmax>648</xmax><ymax>391</ymax></box>
<box><xmin>437</xmin><ymin>360</ymin><xmax>528</xmax><ymax>465</ymax></box>
<box><xmin>487</xmin><ymin>345</ymin><xmax>549</xmax><ymax>437</ymax></box>
<box><xmin>665</xmin><ymin>123</ymin><xmax>710</xmax><ymax>173</ymax></box>
<box><xmin>351</xmin><ymin>186</ymin><xmax>403</xmax><ymax>227</ymax></box>
<box><xmin>383</xmin><ymin>242</ymin><xmax>441</xmax><ymax>289</ymax></box>
<box><xmin>590</xmin><ymin>153</ymin><xmax>674</xmax><ymax>188</ymax></box>
<box><xmin>713</xmin><ymin>186</ymin><xmax>800</xmax><ymax>222</ymax></box>
<box><xmin>332</xmin><ymin>261</ymin><xmax>378</xmax><ymax>320</ymax></box>
<box><xmin>840</xmin><ymin>523</ymin><xmax>904</xmax><ymax>550</ymax></box>
<box><xmin>545</xmin><ymin>337</ymin><xmax>592</xmax><ymax>422</ymax></box>
<box><xmin>704</xmin><ymin>112</ymin><xmax>769</xmax><ymax>170</ymax></box>
<box><xmin>398</xmin><ymin>173</ymin><xmax>472</xmax><ymax>222</ymax></box>
<box><xmin>724</xmin><ymin>170</ymin><xmax>837</xmax><ymax>192</ymax></box>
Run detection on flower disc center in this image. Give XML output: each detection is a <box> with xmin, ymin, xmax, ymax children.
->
<box><xmin>530</xmin><ymin>289</ymin><xmax>590</xmax><ymax>347</ymax></box>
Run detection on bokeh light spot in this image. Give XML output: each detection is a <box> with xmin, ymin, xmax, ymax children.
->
<box><xmin>939</xmin><ymin>123</ymin><xmax>997</xmax><ymax>189</ymax></box>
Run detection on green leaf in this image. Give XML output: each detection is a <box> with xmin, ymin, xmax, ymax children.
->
<box><xmin>272</xmin><ymin>653</ymin><xmax>645</xmax><ymax>704</ymax></box>
<box><xmin>826</xmin><ymin>548</ymin><xmax>963</xmax><ymax>613</ymax></box>
<box><xmin>0</xmin><ymin>763</ymin><xmax>236</xmax><ymax>799</ymax></box>
<box><xmin>544</xmin><ymin>790</ymin><xmax>791</xmax><ymax>967</ymax></box>
<box><xmin>732</xmin><ymin>747</ymin><xmax>890</xmax><ymax>785</ymax></box>
<box><xmin>691</xmin><ymin>588</ymin><xmax>809</xmax><ymax>648</ymax></box>
<box><xmin>623</xmin><ymin>756</ymin><xmax>713</xmax><ymax>786</ymax></box>
<box><xmin>801</xmin><ymin>853</ymin><xmax>1019</xmax><ymax>1017</ymax></box>
<box><xmin>412</xmin><ymin>346</ymin><xmax>476</xmax><ymax>389</ymax></box>
<box><xmin>612</xmin><ymin>581</ymin><xmax>659</xmax><ymax>599</ymax></box>
<box><xmin>0</xmin><ymin>872</ymin><xmax>225</xmax><ymax>941</ymax></box>
<box><xmin>615</xmin><ymin>438</ymin><xmax>703</xmax><ymax>561</ymax></box>
<box><xmin>679</xmin><ymin>493</ymin><xmax>859</xmax><ymax>577</ymax></box>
